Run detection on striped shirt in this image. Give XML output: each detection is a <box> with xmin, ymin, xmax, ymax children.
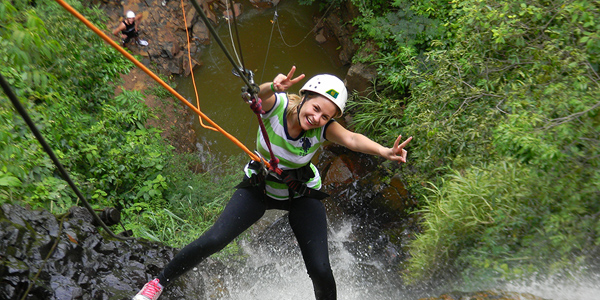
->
<box><xmin>243</xmin><ymin>93</ymin><xmax>334</xmax><ymax>200</ymax></box>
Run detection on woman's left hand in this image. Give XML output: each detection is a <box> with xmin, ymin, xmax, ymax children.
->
<box><xmin>272</xmin><ymin>66</ymin><xmax>305</xmax><ymax>92</ymax></box>
<box><xmin>383</xmin><ymin>135</ymin><xmax>412</xmax><ymax>163</ymax></box>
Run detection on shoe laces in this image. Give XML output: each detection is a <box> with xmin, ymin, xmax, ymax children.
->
<box><xmin>139</xmin><ymin>278</ymin><xmax>162</xmax><ymax>299</ymax></box>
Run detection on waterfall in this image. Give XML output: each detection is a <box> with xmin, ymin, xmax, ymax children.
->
<box><xmin>217</xmin><ymin>220</ymin><xmax>409</xmax><ymax>300</ymax></box>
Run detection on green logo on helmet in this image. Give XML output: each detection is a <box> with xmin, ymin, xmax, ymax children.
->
<box><xmin>325</xmin><ymin>89</ymin><xmax>339</xmax><ymax>99</ymax></box>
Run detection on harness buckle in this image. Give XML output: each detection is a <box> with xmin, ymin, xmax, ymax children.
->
<box><xmin>297</xmin><ymin>183</ymin><xmax>308</xmax><ymax>195</ymax></box>
<box><xmin>268</xmin><ymin>169</ymin><xmax>282</xmax><ymax>181</ymax></box>
<box><xmin>252</xmin><ymin>150</ymin><xmax>269</xmax><ymax>176</ymax></box>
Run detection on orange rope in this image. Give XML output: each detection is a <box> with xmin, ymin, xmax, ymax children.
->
<box><xmin>53</xmin><ymin>0</ymin><xmax>266</xmax><ymax>166</ymax></box>
<box><xmin>180</xmin><ymin>0</ymin><xmax>217</xmax><ymax>132</ymax></box>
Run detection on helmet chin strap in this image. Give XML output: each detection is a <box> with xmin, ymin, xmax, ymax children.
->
<box><xmin>296</xmin><ymin>95</ymin><xmax>307</xmax><ymax>127</ymax></box>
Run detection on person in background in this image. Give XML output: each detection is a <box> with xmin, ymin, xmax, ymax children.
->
<box><xmin>132</xmin><ymin>66</ymin><xmax>412</xmax><ymax>300</ymax></box>
<box><xmin>113</xmin><ymin>10</ymin><xmax>148</xmax><ymax>47</ymax></box>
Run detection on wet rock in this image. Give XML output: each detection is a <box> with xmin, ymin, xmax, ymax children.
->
<box><xmin>183</xmin><ymin>55</ymin><xmax>202</xmax><ymax>76</ymax></box>
<box><xmin>184</xmin><ymin>3</ymin><xmax>198</xmax><ymax>27</ymax></box>
<box><xmin>315</xmin><ymin>28</ymin><xmax>327</xmax><ymax>44</ymax></box>
<box><xmin>314</xmin><ymin>143</ymin><xmax>419</xmax><ymax>267</ymax></box>
<box><xmin>322</xmin><ymin>7</ymin><xmax>358</xmax><ymax>65</ymax></box>
<box><xmin>192</xmin><ymin>20</ymin><xmax>210</xmax><ymax>45</ymax></box>
<box><xmin>345</xmin><ymin>61</ymin><xmax>378</xmax><ymax>97</ymax></box>
<box><xmin>0</xmin><ymin>204</ymin><xmax>221</xmax><ymax>299</ymax></box>
<box><xmin>223</xmin><ymin>2</ymin><xmax>242</xmax><ymax>20</ymax></box>
<box><xmin>371</xmin><ymin>173</ymin><xmax>416</xmax><ymax>222</ymax></box>
<box><xmin>247</xmin><ymin>215</ymin><xmax>299</xmax><ymax>257</ymax></box>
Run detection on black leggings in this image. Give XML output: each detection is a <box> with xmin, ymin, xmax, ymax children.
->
<box><xmin>122</xmin><ymin>31</ymin><xmax>139</xmax><ymax>44</ymax></box>
<box><xmin>157</xmin><ymin>186</ymin><xmax>336</xmax><ymax>300</ymax></box>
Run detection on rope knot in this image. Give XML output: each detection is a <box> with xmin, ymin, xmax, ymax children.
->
<box><xmin>250</xmin><ymin>97</ymin><xmax>264</xmax><ymax>114</ymax></box>
<box><xmin>269</xmin><ymin>157</ymin><xmax>281</xmax><ymax>174</ymax></box>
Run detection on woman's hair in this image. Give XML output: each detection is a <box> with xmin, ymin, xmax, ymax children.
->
<box><xmin>286</xmin><ymin>91</ymin><xmax>340</xmax><ymax>119</ymax></box>
<box><xmin>286</xmin><ymin>93</ymin><xmax>302</xmax><ymax>119</ymax></box>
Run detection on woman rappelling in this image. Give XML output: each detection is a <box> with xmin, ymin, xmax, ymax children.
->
<box><xmin>132</xmin><ymin>66</ymin><xmax>412</xmax><ymax>300</ymax></box>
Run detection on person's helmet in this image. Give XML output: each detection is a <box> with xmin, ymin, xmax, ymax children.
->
<box><xmin>300</xmin><ymin>74</ymin><xmax>348</xmax><ymax>117</ymax></box>
<box><xmin>126</xmin><ymin>11</ymin><xmax>135</xmax><ymax>18</ymax></box>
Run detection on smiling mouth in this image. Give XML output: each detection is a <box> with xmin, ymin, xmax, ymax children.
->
<box><xmin>306</xmin><ymin>117</ymin><xmax>315</xmax><ymax>126</ymax></box>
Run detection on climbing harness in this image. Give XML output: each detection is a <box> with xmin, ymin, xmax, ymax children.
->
<box><xmin>237</xmin><ymin>160</ymin><xmax>329</xmax><ymax>201</ymax></box>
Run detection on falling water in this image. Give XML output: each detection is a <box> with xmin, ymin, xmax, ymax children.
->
<box><xmin>188</xmin><ymin>209</ymin><xmax>600</xmax><ymax>300</ymax></box>
<box><xmin>215</xmin><ymin>214</ymin><xmax>418</xmax><ymax>300</ymax></box>
<box><xmin>504</xmin><ymin>273</ymin><xmax>600</xmax><ymax>300</ymax></box>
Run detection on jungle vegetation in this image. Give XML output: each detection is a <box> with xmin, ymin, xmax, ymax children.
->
<box><xmin>1</xmin><ymin>0</ymin><xmax>599</xmax><ymax>288</ymax></box>
<box><xmin>345</xmin><ymin>0</ymin><xmax>600</xmax><ymax>286</ymax></box>
<box><xmin>0</xmin><ymin>0</ymin><xmax>244</xmax><ymax>250</ymax></box>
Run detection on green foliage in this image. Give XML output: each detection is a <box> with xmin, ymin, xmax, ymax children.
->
<box><xmin>0</xmin><ymin>0</ymin><xmax>246</xmax><ymax>252</ymax></box>
<box><xmin>353</xmin><ymin>0</ymin><xmax>444</xmax><ymax>50</ymax></box>
<box><xmin>407</xmin><ymin>163</ymin><xmax>531</xmax><ymax>282</ymax></box>
<box><xmin>347</xmin><ymin>0</ymin><xmax>454</xmax><ymax>149</ymax></box>
<box><xmin>350</xmin><ymin>0</ymin><xmax>451</xmax><ymax>94</ymax></box>
<box><xmin>0</xmin><ymin>0</ymin><xmax>164</xmax><ymax>213</ymax></box>
<box><xmin>399</xmin><ymin>0</ymin><xmax>600</xmax><ymax>284</ymax></box>
<box><xmin>113</xmin><ymin>89</ymin><xmax>150</xmax><ymax>130</ymax></box>
<box><xmin>346</xmin><ymin>90</ymin><xmax>405</xmax><ymax>141</ymax></box>
<box><xmin>122</xmin><ymin>154</ymin><xmax>246</xmax><ymax>248</ymax></box>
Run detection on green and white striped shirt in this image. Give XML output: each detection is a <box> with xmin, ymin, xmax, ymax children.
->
<box><xmin>243</xmin><ymin>93</ymin><xmax>334</xmax><ymax>200</ymax></box>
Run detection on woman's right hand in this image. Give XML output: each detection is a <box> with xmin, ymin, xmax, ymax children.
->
<box><xmin>272</xmin><ymin>66</ymin><xmax>305</xmax><ymax>92</ymax></box>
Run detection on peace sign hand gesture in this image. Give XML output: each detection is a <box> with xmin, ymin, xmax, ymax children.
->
<box><xmin>382</xmin><ymin>135</ymin><xmax>413</xmax><ymax>163</ymax></box>
<box><xmin>272</xmin><ymin>66</ymin><xmax>305</xmax><ymax>92</ymax></box>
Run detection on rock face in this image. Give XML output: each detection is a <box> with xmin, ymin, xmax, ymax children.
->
<box><xmin>0</xmin><ymin>204</ymin><xmax>219</xmax><ymax>300</ymax></box>
<box><xmin>102</xmin><ymin>0</ymin><xmax>263</xmax><ymax>77</ymax></box>
<box><xmin>317</xmin><ymin>143</ymin><xmax>419</xmax><ymax>265</ymax></box>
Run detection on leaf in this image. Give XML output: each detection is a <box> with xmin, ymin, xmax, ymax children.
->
<box><xmin>66</xmin><ymin>233</ymin><xmax>78</xmax><ymax>244</ymax></box>
<box><xmin>0</xmin><ymin>175</ymin><xmax>22</xmax><ymax>187</ymax></box>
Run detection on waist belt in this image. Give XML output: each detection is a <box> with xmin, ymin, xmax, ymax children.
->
<box><xmin>236</xmin><ymin>161</ymin><xmax>329</xmax><ymax>200</ymax></box>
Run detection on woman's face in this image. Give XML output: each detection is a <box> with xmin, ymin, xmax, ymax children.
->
<box><xmin>298</xmin><ymin>95</ymin><xmax>338</xmax><ymax>130</ymax></box>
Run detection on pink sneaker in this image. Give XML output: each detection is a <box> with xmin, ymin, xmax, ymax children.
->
<box><xmin>132</xmin><ymin>278</ymin><xmax>163</xmax><ymax>300</ymax></box>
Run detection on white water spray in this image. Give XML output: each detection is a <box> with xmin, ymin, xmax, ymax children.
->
<box><xmin>504</xmin><ymin>273</ymin><xmax>600</xmax><ymax>300</ymax></box>
<box><xmin>214</xmin><ymin>219</ymin><xmax>409</xmax><ymax>300</ymax></box>
<box><xmin>190</xmin><ymin>211</ymin><xmax>600</xmax><ymax>300</ymax></box>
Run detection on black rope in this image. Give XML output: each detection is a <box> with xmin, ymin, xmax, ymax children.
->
<box><xmin>0</xmin><ymin>73</ymin><xmax>133</xmax><ymax>241</ymax></box>
<box><xmin>189</xmin><ymin>0</ymin><xmax>258</xmax><ymax>94</ymax></box>
<box><xmin>260</xmin><ymin>7</ymin><xmax>278</xmax><ymax>83</ymax></box>
<box><xmin>190</xmin><ymin>0</ymin><xmax>286</xmax><ymax>172</ymax></box>
<box><xmin>228</xmin><ymin>0</ymin><xmax>247</xmax><ymax>75</ymax></box>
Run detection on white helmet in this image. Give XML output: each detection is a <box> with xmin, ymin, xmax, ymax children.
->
<box><xmin>126</xmin><ymin>11</ymin><xmax>135</xmax><ymax>18</ymax></box>
<box><xmin>300</xmin><ymin>74</ymin><xmax>348</xmax><ymax>117</ymax></box>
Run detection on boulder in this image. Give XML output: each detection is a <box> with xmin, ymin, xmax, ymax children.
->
<box><xmin>345</xmin><ymin>61</ymin><xmax>378</xmax><ymax>98</ymax></box>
